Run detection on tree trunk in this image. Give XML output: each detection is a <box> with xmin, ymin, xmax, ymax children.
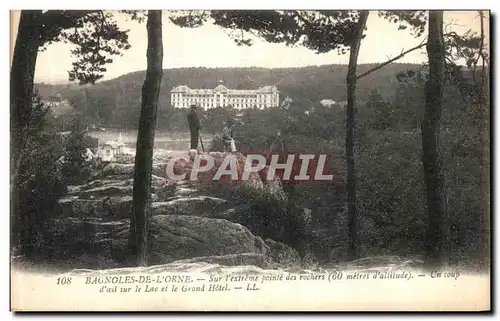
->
<box><xmin>129</xmin><ymin>10</ymin><xmax>163</xmax><ymax>267</ymax></box>
<box><xmin>346</xmin><ymin>10</ymin><xmax>369</xmax><ymax>261</ymax></box>
<box><xmin>477</xmin><ymin>75</ymin><xmax>490</xmax><ymax>270</ymax></box>
<box><xmin>422</xmin><ymin>11</ymin><xmax>449</xmax><ymax>268</ymax></box>
<box><xmin>477</xmin><ymin>11</ymin><xmax>490</xmax><ymax>270</ymax></box>
<box><xmin>10</xmin><ymin>10</ymin><xmax>42</xmax><ymax>248</ymax></box>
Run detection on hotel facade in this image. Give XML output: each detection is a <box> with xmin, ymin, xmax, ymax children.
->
<box><xmin>170</xmin><ymin>81</ymin><xmax>280</xmax><ymax>110</ymax></box>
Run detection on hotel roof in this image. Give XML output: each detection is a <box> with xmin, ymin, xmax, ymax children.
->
<box><xmin>171</xmin><ymin>84</ymin><xmax>279</xmax><ymax>94</ymax></box>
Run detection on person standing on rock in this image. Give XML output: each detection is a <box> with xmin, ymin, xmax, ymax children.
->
<box><xmin>222</xmin><ymin>118</ymin><xmax>236</xmax><ymax>153</ymax></box>
<box><xmin>187</xmin><ymin>104</ymin><xmax>201</xmax><ymax>151</ymax></box>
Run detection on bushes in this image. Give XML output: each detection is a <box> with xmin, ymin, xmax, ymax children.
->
<box><xmin>353</xmin><ymin>74</ymin><xmax>485</xmax><ymax>262</ymax></box>
<box><xmin>354</xmin><ymin>127</ymin><xmax>483</xmax><ymax>261</ymax></box>
<box><xmin>13</xmin><ymin>95</ymin><xmax>97</xmax><ymax>256</ymax></box>
<box><xmin>13</xmin><ymin>95</ymin><xmax>67</xmax><ymax>254</ymax></box>
<box><xmin>357</xmin><ymin>130</ymin><xmax>426</xmax><ymax>255</ymax></box>
<box><xmin>60</xmin><ymin>128</ymin><xmax>94</xmax><ymax>185</ymax></box>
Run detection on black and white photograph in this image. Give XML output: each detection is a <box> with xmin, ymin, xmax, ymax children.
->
<box><xmin>9</xmin><ymin>9</ymin><xmax>491</xmax><ymax>311</ymax></box>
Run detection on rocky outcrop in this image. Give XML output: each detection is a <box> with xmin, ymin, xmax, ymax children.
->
<box><xmin>45</xmin><ymin>215</ymin><xmax>272</xmax><ymax>267</ymax></box>
<box><xmin>147</xmin><ymin>215</ymin><xmax>269</xmax><ymax>265</ymax></box>
<box><xmin>175</xmin><ymin>187</ymin><xmax>198</xmax><ymax>197</ymax></box>
<box><xmin>46</xmin><ymin>217</ymin><xmax>131</xmax><ymax>261</ymax></box>
<box><xmin>47</xmin><ymin>149</ymin><xmax>307</xmax><ymax>270</ymax></box>
<box><xmin>67</xmin><ymin>179</ymin><xmax>132</xmax><ymax>195</ymax></box>
<box><xmin>57</xmin><ymin>196</ymin><xmax>134</xmax><ymax>219</ymax></box>
<box><xmin>205</xmin><ymin>201</ymin><xmax>312</xmax><ymax>259</ymax></box>
<box><xmin>265</xmin><ymin>238</ymin><xmax>302</xmax><ymax>267</ymax></box>
<box><xmin>79</xmin><ymin>185</ymin><xmax>134</xmax><ymax>199</ymax></box>
<box><xmin>151</xmin><ymin>175</ymin><xmax>167</xmax><ymax>187</ymax></box>
<box><xmin>100</xmin><ymin>163</ymin><xmax>135</xmax><ymax>177</ymax></box>
<box><xmin>151</xmin><ymin>196</ymin><xmax>231</xmax><ymax>217</ymax></box>
<box><xmin>113</xmin><ymin>154</ymin><xmax>135</xmax><ymax>164</ymax></box>
<box><xmin>152</xmin><ymin>162</ymin><xmax>169</xmax><ymax>178</ymax></box>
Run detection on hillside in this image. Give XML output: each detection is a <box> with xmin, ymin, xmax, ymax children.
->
<box><xmin>35</xmin><ymin>63</ymin><xmax>423</xmax><ymax>129</ymax></box>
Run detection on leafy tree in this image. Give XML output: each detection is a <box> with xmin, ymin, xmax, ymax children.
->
<box><xmin>11</xmin><ymin>10</ymin><xmax>132</xmax><ymax>250</ymax></box>
<box><xmin>128</xmin><ymin>10</ymin><xmax>164</xmax><ymax>266</ymax></box>
<box><xmin>444</xmin><ymin>12</ymin><xmax>490</xmax><ymax>268</ymax></box>
<box><xmin>60</xmin><ymin>120</ymin><xmax>93</xmax><ymax>185</ymax></box>
<box><xmin>365</xmin><ymin>89</ymin><xmax>394</xmax><ymax>131</ymax></box>
<box><xmin>13</xmin><ymin>93</ymin><xmax>67</xmax><ymax>254</ymax></box>
<box><xmin>11</xmin><ymin>10</ymin><xmax>130</xmax><ymax>182</ymax></box>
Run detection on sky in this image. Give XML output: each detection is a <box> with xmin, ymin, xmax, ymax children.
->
<box><xmin>10</xmin><ymin>10</ymin><xmax>489</xmax><ymax>84</ymax></box>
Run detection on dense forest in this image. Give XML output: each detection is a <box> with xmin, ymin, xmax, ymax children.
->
<box><xmin>200</xmin><ymin>67</ymin><xmax>488</xmax><ymax>266</ymax></box>
<box><xmin>36</xmin><ymin>63</ymin><xmax>423</xmax><ymax>131</ymax></box>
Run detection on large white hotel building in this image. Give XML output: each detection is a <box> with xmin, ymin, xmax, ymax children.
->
<box><xmin>170</xmin><ymin>80</ymin><xmax>280</xmax><ymax>110</ymax></box>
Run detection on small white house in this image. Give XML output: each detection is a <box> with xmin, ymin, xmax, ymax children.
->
<box><xmin>320</xmin><ymin>99</ymin><xmax>347</xmax><ymax>108</ymax></box>
<box><xmin>99</xmin><ymin>141</ymin><xmax>125</xmax><ymax>162</ymax></box>
<box><xmin>320</xmin><ymin>99</ymin><xmax>336</xmax><ymax>107</ymax></box>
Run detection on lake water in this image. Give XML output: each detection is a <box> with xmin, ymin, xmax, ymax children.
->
<box><xmin>88</xmin><ymin>129</ymin><xmax>214</xmax><ymax>154</ymax></box>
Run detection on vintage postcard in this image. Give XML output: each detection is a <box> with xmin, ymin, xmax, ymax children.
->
<box><xmin>10</xmin><ymin>9</ymin><xmax>491</xmax><ymax>311</ymax></box>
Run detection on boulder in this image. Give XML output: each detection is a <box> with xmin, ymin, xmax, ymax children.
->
<box><xmin>147</xmin><ymin>215</ymin><xmax>269</xmax><ymax>265</ymax></box>
<box><xmin>155</xmin><ymin>184</ymin><xmax>177</xmax><ymax>200</ymax></box>
<box><xmin>265</xmin><ymin>238</ymin><xmax>302</xmax><ymax>267</ymax></box>
<box><xmin>86</xmin><ymin>179</ymin><xmax>119</xmax><ymax>188</ymax></box>
<box><xmin>151</xmin><ymin>175</ymin><xmax>167</xmax><ymax>188</ymax></box>
<box><xmin>214</xmin><ymin>205</ymin><xmax>252</xmax><ymax>222</ymax></box>
<box><xmin>66</xmin><ymin>185</ymin><xmax>84</xmax><ymax>195</ymax></box>
<box><xmin>211</xmin><ymin>202</ymin><xmax>313</xmax><ymax>261</ymax></box>
<box><xmin>152</xmin><ymin>162</ymin><xmax>169</xmax><ymax>178</ymax></box>
<box><xmin>100</xmin><ymin>163</ymin><xmax>135</xmax><ymax>177</ymax></box>
<box><xmin>175</xmin><ymin>187</ymin><xmax>198</xmax><ymax>197</ymax></box>
<box><xmin>210</xmin><ymin>199</ymin><xmax>284</xmax><ymax>243</ymax></box>
<box><xmin>56</xmin><ymin>196</ymin><xmax>133</xmax><ymax>219</ymax></box>
<box><xmin>96</xmin><ymin>164</ymin><xmax>168</xmax><ymax>183</ymax></box>
<box><xmin>149</xmin><ymin>175</ymin><xmax>175</xmax><ymax>200</ymax></box>
<box><xmin>68</xmin><ymin>179</ymin><xmax>133</xmax><ymax>196</ymax></box>
<box><xmin>43</xmin><ymin>212</ymin><xmax>273</xmax><ymax>268</ymax></box>
<box><xmin>114</xmin><ymin>154</ymin><xmax>135</xmax><ymax>164</ymax></box>
<box><xmin>151</xmin><ymin>196</ymin><xmax>231</xmax><ymax>217</ymax></box>
<box><xmin>57</xmin><ymin>196</ymin><xmax>79</xmax><ymax>215</ymax></box>
<box><xmin>79</xmin><ymin>185</ymin><xmax>133</xmax><ymax>199</ymax></box>
<box><xmin>153</xmin><ymin>149</ymin><xmax>178</xmax><ymax>163</ymax></box>
<box><xmin>45</xmin><ymin>217</ymin><xmax>131</xmax><ymax>261</ymax></box>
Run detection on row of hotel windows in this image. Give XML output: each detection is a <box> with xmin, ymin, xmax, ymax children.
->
<box><xmin>172</xmin><ymin>97</ymin><xmax>275</xmax><ymax>104</ymax></box>
<box><xmin>171</xmin><ymin>94</ymin><xmax>270</xmax><ymax>98</ymax></box>
<box><xmin>174</xmin><ymin>103</ymin><xmax>271</xmax><ymax>108</ymax></box>
<box><xmin>173</xmin><ymin>102</ymin><xmax>272</xmax><ymax>109</ymax></box>
<box><xmin>171</xmin><ymin>94</ymin><xmax>276</xmax><ymax>99</ymax></box>
<box><xmin>172</xmin><ymin>98</ymin><xmax>279</xmax><ymax>108</ymax></box>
